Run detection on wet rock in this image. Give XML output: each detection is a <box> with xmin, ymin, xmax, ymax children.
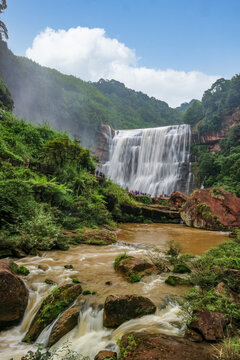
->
<box><xmin>190</xmin><ymin>311</ymin><xmax>226</xmax><ymax>341</ymax></box>
<box><xmin>48</xmin><ymin>306</ymin><xmax>79</xmax><ymax>347</ymax></box>
<box><xmin>119</xmin><ymin>332</ymin><xmax>214</xmax><ymax>360</ymax></box>
<box><xmin>114</xmin><ymin>254</ymin><xmax>157</xmax><ymax>282</ymax></box>
<box><xmin>94</xmin><ymin>350</ymin><xmax>117</xmax><ymax>360</ymax></box>
<box><xmin>180</xmin><ymin>188</ymin><xmax>240</xmax><ymax>230</ymax></box>
<box><xmin>23</xmin><ymin>283</ymin><xmax>82</xmax><ymax>343</ymax></box>
<box><xmin>0</xmin><ymin>259</ymin><xmax>29</xmax><ymax>330</ymax></box>
<box><xmin>38</xmin><ymin>264</ymin><xmax>48</xmax><ymax>271</ymax></box>
<box><xmin>185</xmin><ymin>328</ymin><xmax>203</xmax><ymax>342</ymax></box>
<box><xmin>103</xmin><ymin>294</ymin><xmax>156</xmax><ymax>328</ymax></box>
<box><xmin>169</xmin><ymin>191</ymin><xmax>188</xmax><ymax>209</ymax></box>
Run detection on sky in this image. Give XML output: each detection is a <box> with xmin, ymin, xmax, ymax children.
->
<box><xmin>2</xmin><ymin>0</ymin><xmax>240</xmax><ymax>107</ymax></box>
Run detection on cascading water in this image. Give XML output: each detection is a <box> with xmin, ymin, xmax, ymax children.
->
<box><xmin>102</xmin><ymin>124</ymin><xmax>193</xmax><ymax>196</ymax></box>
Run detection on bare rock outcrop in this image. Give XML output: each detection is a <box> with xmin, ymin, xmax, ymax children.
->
<box><xmin>190</xmin><ymin>311</ymin><xmax>226</xmax><ymax>341</ymax></box>
<box><xmin>180</xmin><ymin>188</ymin><xmax>240</xmax><ymax>230</ymax></box>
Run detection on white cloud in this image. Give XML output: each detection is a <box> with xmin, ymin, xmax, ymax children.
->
<box><xmin>26</xmin><ymin>26</ymin><xmax>219</xmax><ymax>107</ymax></box>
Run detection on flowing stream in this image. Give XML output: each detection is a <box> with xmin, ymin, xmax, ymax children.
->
<box><xmin>102</xmin><ymin>125</ymin><xmax>193</xmax><ymax>196</ymax></box>
<box><xmin>0</xmin><ymin>224</ymin><xmax>229</xmax><ymax>360</ymax></box>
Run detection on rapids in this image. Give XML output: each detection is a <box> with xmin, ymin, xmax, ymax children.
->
<box><xmin>102</xmin><ymin>125</ymin><xmax>193</xmax><ymax>196</ymax></box>
<box><xmin>0</xmin><ymin>224</ymin><xmax>229</xmax><ymax>360</ymax></box>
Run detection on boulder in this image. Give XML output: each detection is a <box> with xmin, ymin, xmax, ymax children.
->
<box><xmin>48</xmin><ymin>306</ymin><xmax>79</xmax><ymax>346</ymax></box>
<box><xmin>185</xmin><ymin>328</ymin><xmax>203</xmax><ymax>342</ymax></box>
<box><xmin>190</xmin><ymin>311</ymin><xmax>226</xmax><ymax>341</ymax></box>
<box><xmin>23</xmin><ymin>283</ymin><xmax>82</xmax><ymax>343</ymax></box>
<box><xmin>119</xmin><ymin>332</ymin><xmax>214</xmax><ymax>360</ymax></box>
<box><xmin>114</xmin><ymin>254</ymin><xmax>157</xmax><ymax>282</ymax></box>
<box><xmin>0</xmin><ymin>259</ymin><xmax>29</xmax><ymax>330</ymax></box>
<box><xmin>94</xmin><ymin>350</ymin><xmax>117</xmax><ymax>360</ymax></box>
<box><xmin>180</xmin><ymin>188</ymin><xmax>240</xmax><ymax>230</ymax></box>
<box><xmin>103</xmin><ymin>294</ymin><xmax>156</xmax><ymax>328</ymax></box>
<box><xmin>72</xmin><ymin>229</ymin><xmax>117</xmax><ymax>246</ymax></box>
<box><xmin>169</xmin><ymin>191</ymin><xmax>188</xmax><ymax>209</ymax></box>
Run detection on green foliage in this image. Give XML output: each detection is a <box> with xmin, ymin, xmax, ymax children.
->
<box><xmin>72</xmin><ymin>278</ymin><xmax>80</xmax><ymax>284</ymax></box>
<box><xmin>0</xmin><ymin>111</ymin><xmax>134</xmax><ymax>253</ymax></box>
<box><xmin>118</xmin><ymin>334</ymin><xmax>138</xmax><ymax>360</ymax></box>
<box><xmin>190</xmin><ymin>240</ymin><xmax>240</xmax><ymax>292</ymax></box>
<box><xmin>173</xmin><ymin>263</ymin><xmax>191</xmax><ymax>274</ymax></box>
<box><xmin>134</xmin><ymin>195</ymin><xmax>153</xmax><ymax>205</ymax></box>
<box><xmin>82</xmin><ymin>289</ymin><xmax>91</xmax><ymax>295</ymax></box>
<box><xmin>11</xmin><ymin>262</ymin><xmax>30</xmax><ymax>276</ymax></box>
<box><xmin>127</xmin><ymin>271</ymin><xmax>142</xmax><ymax>283</ymax></box>
<box><xmin>185</xmin><ymin>288</ymin><xmax>240</xmax><ymax>323</ymax></box>
<box><xmin>186</xmin><ymin>75</ymin><xmax>240</xmax><ymax>135</ymax></box>
<box><xmin>64</xmin><ymin>265</ymin><xmax>73</xmax><ymax>269</ymax></box>
<box><xmin>0</xmin><ymin>77</ymin><xmax>13</xmax><ymax>110</ymax></box>
<box><xmin>191</xmin><ymin>126</ymin><xmax>240</xmax><ymax>196</ymax></box>
<box><xmin>44</xmin><ymin>279</ymin><xmax>56</xmax><ymax>285</ymax></box>
<box><xmin>113</xmin><ymin>253</ymin><xmax>129</xmax><ymax>269</ymax></box>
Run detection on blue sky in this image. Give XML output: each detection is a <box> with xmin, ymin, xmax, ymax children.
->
<box><xmin>2</xmin><ymin>0</ymin><xmax>240</xmax><ymax>106</ymax></box>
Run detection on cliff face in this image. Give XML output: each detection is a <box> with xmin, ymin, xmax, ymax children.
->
<box><xmin>192</xmin><ymin>107</ymin><xmax>240</xmax><ymax>151</ymax></box>
<box><xmin>94</xmin><ymin>124</ymin><xmax>114</xmax><ymax>162</ymax></box>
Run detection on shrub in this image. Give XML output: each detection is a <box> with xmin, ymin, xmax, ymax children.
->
<box><xmin>11</xmin><ymin>262</ymin><xmax>30</xmax><ymax>276</ymax></box>
<box><xmin>113</xmin><ymin>253</ymin><xmax>129</xmax><ymax>269</ymax></box>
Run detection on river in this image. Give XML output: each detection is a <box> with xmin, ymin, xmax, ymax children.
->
<box><xmin>0</xmin><ymin>224</ymin><xmax>229</xmax><ymax>360</ymax></box>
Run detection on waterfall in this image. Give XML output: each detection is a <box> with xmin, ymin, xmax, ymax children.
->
<box><xmin>102</xmin><ymin>124</ymin><xmax>193</xmax><ymax>196</ymax></box>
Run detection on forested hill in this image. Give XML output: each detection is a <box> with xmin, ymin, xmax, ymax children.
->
<box><xmin>92</xmin><ymin>79</ymin><xmax>181</xmax><ymax>128</ymax></box>
<box><xmin>0</xmin><ymin>40</ymin><xmax>183</xmax><ymax>148</ymax></box>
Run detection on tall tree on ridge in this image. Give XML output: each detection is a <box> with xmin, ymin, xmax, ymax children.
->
<box><xmin>0</xmin><ymin>0</ymin><xmax>8</xmax><ymax>40</ymax></box>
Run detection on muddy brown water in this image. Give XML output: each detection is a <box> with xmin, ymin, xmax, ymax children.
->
<box><xmin>0</xmin><ymin>223</ymin><xmax>229</xmax><ymax>360</ymax></box>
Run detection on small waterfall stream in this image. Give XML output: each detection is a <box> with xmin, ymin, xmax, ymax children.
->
<box><xmin>0</xmin><ymin>225</ymin><xmax>229</xmax><ymax>360</ymax></box>
<box><xmin>102</xmin><ymin>124</ymin><xmax>193</xmax><ymax>196</ymax></box>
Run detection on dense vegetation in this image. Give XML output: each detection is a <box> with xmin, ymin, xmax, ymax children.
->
<box><xmin>92</xmin><ymin>79</ymin><xmax>181</xmax><ymax>128</ymax></box>
<box><xmin>191</xmin><ymin>125</ymin><xmax>240</xmax><ymax>196</ymax></box>
<box><xmin>0</xmin><ymin>96</ymin><xmax>135</xmax><ymax>255</ymax></box>
<box><xmin>183</xmin><ymin>75</ymin><xmax>240</xmax><ymax>134</ymax></box>
<box><xmin>0</xmin><ymin>40</ymin><xmax>183</xmax><ymax>149</ymax></box>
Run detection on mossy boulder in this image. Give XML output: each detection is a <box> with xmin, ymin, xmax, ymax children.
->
<box><xmin>114</xmin><ymin>254</ymin><xmax>157</xmax><ymax>283</ymax></box>
<box><xmin>180</xmin><ymin>188</ymin><xmax>240</xmax><ymax>230</ymax></box>
<box><xmin>165</xmin><ymin>276</ymin><xmax>191</xmax><ymax>286</ymax></box>
<box><xmin>23</xmin><ymin>283</ymin><xmax>82</xmax><ymax>343</ymax></box>
<box><xmin>103</xmin><ymin>294</ymin><xmax>156</xmax><ymax>328</ymax></box>
<box><xmin>173</xmin><ymin>263</ymin><xmax>191</xmax><ymax>274</ymax></box>
<box><xmin>66</xmin><ymin>229</ymin><xmax>117</xmax><ymax>246</ymax></box>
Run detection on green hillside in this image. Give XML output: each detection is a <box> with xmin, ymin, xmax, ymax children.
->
<box><xmin>0</xmin><ymin>97</ymin><xmax>135</xmax><ymax>255</ymax></box>
<box><xmin>92</xmin><ymin>78</ymin><xmax>181</xmax><ymax>128</ymax></box>
<box><xmin>0</xmin><ymin>40</ymin><xmax>182</xmax><ymax>149</ymax></box>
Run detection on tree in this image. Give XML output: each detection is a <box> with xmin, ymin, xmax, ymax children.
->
<box><xmin>0</xmin><ymin>0</ymin><xmax>8</xmax><ymax>40</ymax></box>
